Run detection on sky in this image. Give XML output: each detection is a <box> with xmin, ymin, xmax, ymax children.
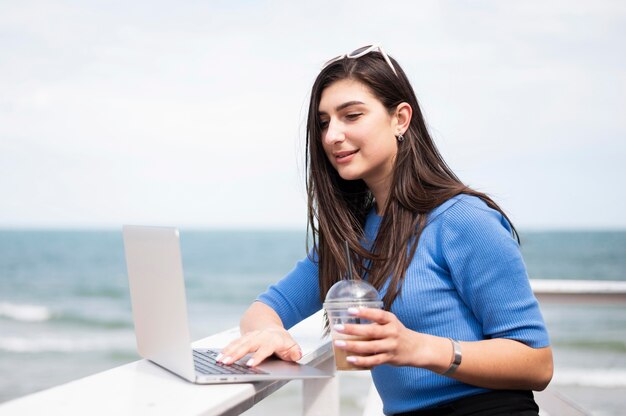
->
<box><xmin>1</xmin><ymin>0</ymin><xmax>625</xmax><ymax>230</ymax></box>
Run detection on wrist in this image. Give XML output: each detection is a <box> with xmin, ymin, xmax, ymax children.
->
<box><xmin>413</xmin><ymin>334</ymin><xmax>455</xmax><ymax>373</ymax></box>
<box><xmin>433</xmin><ymin>336</ymin><xmax>455</xmax><ymax>373</ymax></box>
<box><xmin>440</xmin><ymin>338</ymin><xmax>462</xmax><ymax>376</ymax></box>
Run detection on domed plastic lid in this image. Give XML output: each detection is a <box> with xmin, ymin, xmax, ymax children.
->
<box><xmin>323</xmin><ymin>279</ymin><xmax>383</xmax><ymax>309</ymax></box>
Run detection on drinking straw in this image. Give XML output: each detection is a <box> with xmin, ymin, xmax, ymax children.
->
<box><xmin>344</xmin><ymin>240</ymin><xmax>354</xmax><ymax>280</ymax></box>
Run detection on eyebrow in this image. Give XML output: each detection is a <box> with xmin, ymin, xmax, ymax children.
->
<box><xmin>318</xmin><ymin>100</ymin><xmax>366</xmax><ymax>115</ymax></box>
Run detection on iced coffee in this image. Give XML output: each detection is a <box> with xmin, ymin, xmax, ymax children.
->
<box><xmin>323</xmin><ymin>279</ymin><xmax>383</xmax><ymax>371</ymax></box>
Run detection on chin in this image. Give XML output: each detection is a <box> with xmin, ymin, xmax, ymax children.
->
<box><xmin>337</xmin><ymin>172</ymin><xmax>361</xmax><ymax>181</ymax></box>
<box><xmin>333</xmin><ymin>164</ymin><xmax>364</xmax><ymax>181</ymax></box>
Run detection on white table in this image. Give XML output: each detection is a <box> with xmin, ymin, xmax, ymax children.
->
<box><xmin>0</xmin><ymin>312</ymin><xmax>336</xmax><ymax>416</ymax></box>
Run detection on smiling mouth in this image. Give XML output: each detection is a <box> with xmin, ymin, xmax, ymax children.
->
<box><xmin>335</xmin><ymin>150</ymin><xmax>358</xmax><ymax>160</ymax></box>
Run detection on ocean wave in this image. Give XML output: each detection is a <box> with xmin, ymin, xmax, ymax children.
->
<box><xmin>73</xmin><ymin>287</ymin><xmax>127</xmax><ymax>299</ymax></box>
<box><xmin>0</xmin><ymin>301</ymin><xmax>134</xmax><ymax>329</ymax></box>
<box><xmin>52</xmin><ymin>314</ymin><xmax>133</xmax><ymax>329</ymax></box>
<box><xmin>0</xmin><ymin>302</ymin><xmax>51</xmax><ymax>322</ymax></box>
<box><xmin>553</xmin><ymin>369</ymin><xmax>626</xmax><ymax>388</ymax></box>
<box><xmin>0</xmin><ymin>336</ymin><xmax>134</xmax><ymax>353</ymax></box>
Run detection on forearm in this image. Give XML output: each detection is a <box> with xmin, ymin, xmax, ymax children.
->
<box><xmin>240</xmin><ymin>301</ymin><xmax>285</xmax><ymax>334</ymax></box>
<box><xmin>334</xmin><ymin>306</ymin><xmax>552</xmax><ymax>391</ymax></box>
<box><xmin>419</xmin><ymin>335</ymin><xmax>553</xmax><ymax>391</ymax></box>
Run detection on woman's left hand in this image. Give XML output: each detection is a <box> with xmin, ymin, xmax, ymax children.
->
<box><xmin>333</xmin><ymin>307</ymin><xmax>449</xmax><ymax>370</ymax></box>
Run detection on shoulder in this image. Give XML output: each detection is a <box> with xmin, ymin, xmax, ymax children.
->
<box><xmin>427</xmin><ymin>194</ymin><xmax>513</xmax><ymax>238</ymax></box>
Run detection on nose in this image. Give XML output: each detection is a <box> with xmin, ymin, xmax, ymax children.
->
<box><xmin>323</xmin><ymin>119</ymin><xmax>345</xmax><ymax>146</ymax></box>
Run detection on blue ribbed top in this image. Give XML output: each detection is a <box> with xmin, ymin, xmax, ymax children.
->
<box><xmin>258</xmin><ymin>194</ymin><xmax>550</xmax><ymax>414</ymax></box>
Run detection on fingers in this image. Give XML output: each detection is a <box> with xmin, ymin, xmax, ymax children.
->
<box><xmin>248</xmin><ymin>341</ymin><xmax>302</xmax><ymax>367</ymax></box>
<box><xmin>347</xmin><ymin>306</ymin><xmax>393</xmax><ymax>324</ymax></box>
<box><xmin>331</xmin><ymin>308</ymin><xmax>406</xmax><ymax>368</ymax></box>
<box><xmin>337</xmin><ymin>308</ymin><xmax>402</xmax><ymax>340</ymax></box>
<box><xmin>334</xmin><ymin>337</ymin><xmax>389</xmax><ymax>356</ymax></box>
<box><xmin>335</xmin><ymin>321</ymin><xmax>387</xmax><ymax>340</ymax></box>
<box><xmin>217</xmin><ymin>329</ymin><xmax>302</xmax><ymax>367</ymax></box>
<box><xmin>345</xmin><ymin>352</ymin><xmax>389</xmax><ymax>368</ymax></box>
<box><xmin>274</xmin><ymin>342</ymin><xmax>303</xmax><ymax>362</ymax></box>
<box><xmin>217</xmin><ymin>332</ymin><xmax>261</xmax><ymax>365</ymax></box>
<box><xmin>333</xmin><ymin>337</ymin><xmax>391</xmax><ymax>368</ymax></box>
<box><xmin>333</xmin><ymin>338</ymin><xmax>393</xmax><ymax>368</ymax></box>
<box><xmin>246</xmin><ymin>344</ymin><xmax>277</xmax><ymax>367</ymax></box>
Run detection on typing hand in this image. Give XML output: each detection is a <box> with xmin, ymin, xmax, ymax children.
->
<box><xmin>217</xmin><ymin>327</ymin><xmax>303</xmax><ymax>367</ymax></box>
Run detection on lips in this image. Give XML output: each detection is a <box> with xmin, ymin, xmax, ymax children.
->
<box><xmin>334</xmin><ymin>149</ymin><xmax>358</xmax><ymax>161</ymax></box>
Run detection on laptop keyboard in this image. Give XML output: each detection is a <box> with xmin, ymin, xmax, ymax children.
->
<box><xmin>193</xmin><ymin>349</ymin><xmax>268</xmax><ymax>375</ymax></box>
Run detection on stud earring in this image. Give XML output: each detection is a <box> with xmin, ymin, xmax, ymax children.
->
<box><xmin>396</xmin><ymin>133</ymin><xmax>405</xmax><ymax>142</ymax></box>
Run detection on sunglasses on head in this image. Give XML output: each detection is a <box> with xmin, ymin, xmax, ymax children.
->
<box><xmin>321</xmin><ymin>44</ymin><xmax>398</xmax><ymax>77</ymax></box>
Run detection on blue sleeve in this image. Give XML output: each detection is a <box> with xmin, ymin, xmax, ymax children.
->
<box><xmin>440</xmin><ymin>198</ymin><xmax>550</xmax><ymax>348</ymax></box>
<box><xmin>256</xmin><ymin>253</ymin><xmax>323</xmax><ymax>329</ymax></box>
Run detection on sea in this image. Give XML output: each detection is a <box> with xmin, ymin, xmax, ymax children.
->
<box><xmin>0</xmin><ymin>229</ymin><xmax>625</xmax><ymax>415</ymax></box>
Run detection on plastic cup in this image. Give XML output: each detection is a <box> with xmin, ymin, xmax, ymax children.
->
<box><xmin>323</xmin><ymin>279</ymin><xmax>383</xmax><ymax>371</ymax></box>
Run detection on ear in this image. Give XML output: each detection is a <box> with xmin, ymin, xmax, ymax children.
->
<box><xmin>393</xmin><ymin>102</ymin><xmax>412</xmax><ymax>136</ymax></box>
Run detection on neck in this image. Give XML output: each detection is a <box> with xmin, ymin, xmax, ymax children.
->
<box><xmin>367</xmin><ymin>178</ymin><xmax>391</xmax><ymax>216</ymax></box>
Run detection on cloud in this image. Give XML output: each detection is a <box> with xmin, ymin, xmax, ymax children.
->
<box><xmin>0</xmin><ymin>0</ymin><xmax>624</xmax><ymax>228</ymax></box>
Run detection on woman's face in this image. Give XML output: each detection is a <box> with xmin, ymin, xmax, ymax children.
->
<box><xmin>318</xmin><ymin>79</ymin><xmax>399</xmax><ymax>190</ymax></box>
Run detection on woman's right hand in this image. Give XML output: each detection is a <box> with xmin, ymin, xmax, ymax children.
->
<box><xmin>216</xmin><ymin>302</ymin><xmax>302</xmax><ymax>367</ymax></box>
<box><xmin>216</xmin><ymin>327</ymin><xmax>302</xmax><ymax>367</ymax></box>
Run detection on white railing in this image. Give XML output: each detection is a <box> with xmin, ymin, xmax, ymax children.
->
<box><xmin>1</xmin><ymin>279</ymin><xmax>625</xmax><ymax>415</ymax></box>
<box><xmin>531</xmin><ymin>278</ymin><xmax>626</xmax><ymax>304</ymax></box>
<box><xmin>0</xmin><ymin>311</ymin><xmax>335</xmax><ymax>416</ymax></box>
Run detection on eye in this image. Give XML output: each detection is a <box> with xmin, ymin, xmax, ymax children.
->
<box><xmin>346</xmin><ymin>112</ymin><xmax>363</xmax><ymax>121</ymax></box>
<box><xmin>319</xmin><ymin>119</ymin><xmax>329</xmax><ymax>130</ymax></box>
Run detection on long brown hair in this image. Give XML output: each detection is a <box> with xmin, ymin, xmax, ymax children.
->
<box><xmin>305</xmin><ymin>51</ymin><xmax>518</xmax><ymax>310</ymax></box>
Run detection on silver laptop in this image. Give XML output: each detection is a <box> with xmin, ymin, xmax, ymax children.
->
<box><xmin>122</xmin><ymin>225</ymin><xmax>331</xmax><ymax>384</ymax></box>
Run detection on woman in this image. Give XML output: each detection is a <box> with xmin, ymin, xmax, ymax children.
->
<box><xmin>218</xmin><ymin>45</ymin><xmax>553</xmax><ymax>415</ymax></box>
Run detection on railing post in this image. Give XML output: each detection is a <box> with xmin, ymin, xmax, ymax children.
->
<box><xmin>302</xmin><ymin>355</ymin><xmax>339</xmax><ymax>416</ymax></box>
